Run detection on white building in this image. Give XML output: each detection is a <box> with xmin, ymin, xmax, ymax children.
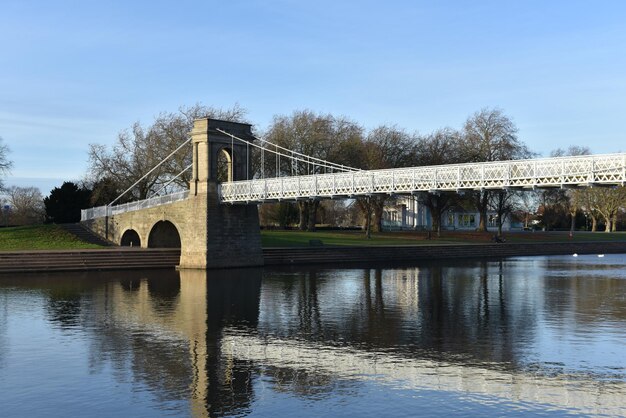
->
<box><xmin>382</xmin><ymin>196</ymin><xmax>516</xmax><ymax>231</ymax></box>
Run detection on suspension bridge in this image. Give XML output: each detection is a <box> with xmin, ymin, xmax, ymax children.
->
<box><xmin>81</xmin><ymin>118</ymin><xmax>626</xmax><ymax>269</ymax></box>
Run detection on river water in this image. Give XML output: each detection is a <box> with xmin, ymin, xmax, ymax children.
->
<box><xmin>0</xmin><ymin>254</ymin><xmax>625</xmax><ymax>417</ymax></box>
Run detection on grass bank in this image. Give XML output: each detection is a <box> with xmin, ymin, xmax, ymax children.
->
<box><xmin>0</xmin><ymin>225</ymin><xmax>103</xmax><ymax>251</ymax></box>
<box><xmin>261</xmin><ymin>230</ymin><xmax>429</xmax><ymax>247</ymax></box>
<box><xmin>261</xmin><ymin>229</ymin><xmax>626</xmax><ymax>247</ymax></box>
<box><xmin>1</xmin><ymin>224</ymin><xmax>624</xmax><ymax>251</ymax></box>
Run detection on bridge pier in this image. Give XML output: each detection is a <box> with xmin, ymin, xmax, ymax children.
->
<box><xmin>179</xmin><ymin>118</ymin><xmax>263</xmax><ymax>269</ymax></box>
<box><xmin>179</xmin><ymin>180</ymin><xmax>263</xmax><ymax>269</ymax></box>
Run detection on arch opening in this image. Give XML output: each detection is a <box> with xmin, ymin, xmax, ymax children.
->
<box><xmin>120</xmin><ymin>229</ymin><xmax>141</xmax><ymax>247</ymax></box>
<box><xmin>148</xmin><ymin>221</ymin><xmax>181</xmax><ymax>248</ymax></box>
<box><xmin>217</xmin><ymin>147</ymin><xmax>233</xmax><ymax>182</ymax></box>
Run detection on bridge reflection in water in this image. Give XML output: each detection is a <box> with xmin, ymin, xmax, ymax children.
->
<box><xmin>87</xmin><ymin>268</ymin><xmax>263</xmax><ymax>417</ymax></box>
<box><xmin>3</xmin><ymin>257</ymin><xmax>625</xmax><ymax>416</ymax></box>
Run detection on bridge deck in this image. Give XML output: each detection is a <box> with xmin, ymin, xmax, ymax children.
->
<box><xmin>81</xmin><ymin>154</ymin><xmax>626</xmax><ymax>220</ymax></box>
<box><xmin>220</xmin><ymin>153</ymin><xmax>626</xmax><ymax>203</ymax></box>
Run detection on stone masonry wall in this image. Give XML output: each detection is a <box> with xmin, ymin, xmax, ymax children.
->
<box><xmin>82</xmin><ymin>183</ymin><xmax>264</xmax><ymax>269</ymax></box>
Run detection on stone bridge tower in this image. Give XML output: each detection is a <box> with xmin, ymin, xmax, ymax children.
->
<box><xmin>179</xmin><ymin>118</ymin><xmax>263</xmax><ymax>269</ymax></box>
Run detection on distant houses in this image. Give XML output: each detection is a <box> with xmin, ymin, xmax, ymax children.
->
<box><xmin>382</xmin><ymin>196</ymin><xmax>521</xmax><ymax>231</ymax></box>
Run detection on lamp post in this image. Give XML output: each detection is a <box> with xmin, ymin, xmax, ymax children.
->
<box><xmin>2</xmin><ymin>205</ymin><xmax>10</xmax><ymax>227</ymax></box>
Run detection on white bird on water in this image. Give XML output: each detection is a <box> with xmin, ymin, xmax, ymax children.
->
<box><xmin>598</xmin><ymin>254</ymin><xmax>605</xmax><ymax>258</ymax></box>
<box><xmin>572</xmin><ymin>253</ymin><xmax>578</xmax><ymax>257</ymax></box>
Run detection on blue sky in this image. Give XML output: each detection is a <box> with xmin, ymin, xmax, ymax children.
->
<box><xmin>1</xmin><ymin>0</ymin><xmax>625</xmax><ymax>194</ymax></box>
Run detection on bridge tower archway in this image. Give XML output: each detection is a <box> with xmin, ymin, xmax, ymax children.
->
<box><xmin>217</xmin><ymin>147</ymin><xmax>233</xmax><ymax>183</ymax></box>
<box><xmin>190</xmin><ymin>119</ymin><xmax>256</xmax><ymax>195</ymax></box>
<box><xmin>120</xmin><ymin>229</ymin><xmax>141</xmax><ymax>247</ymax></box>
<box><xmin>148</xmin><ymin>220</ymin><xmax>182</xmax><ymax>248</ymax></box>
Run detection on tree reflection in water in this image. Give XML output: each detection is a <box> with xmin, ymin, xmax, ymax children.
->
<box><xmin>258</xmin><ymin>260</ymin><xmax>536</xmax><ymax>367</ymax></box>
<box><xmin>0</xmin><ymin>255</ymin><xmax>624</xmax><ymax>417</ymax></box>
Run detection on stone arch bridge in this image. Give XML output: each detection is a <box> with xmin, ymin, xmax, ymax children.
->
<box><xmin>82</xmin><ymin>118</ymin><xmax>626</xmax><ymax>269</ymax></box>
<box><xmin>82</xmin><ymin>119</ymin><xmax>262</xmax><ymax>269</ymax></box>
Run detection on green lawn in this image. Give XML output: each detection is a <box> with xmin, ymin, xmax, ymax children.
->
<box><xmin>260</xmin><ymin>230</ymin><xmax>436</xmax><ymax>247</ymax></box>
<box><xmin>0</xmin><ymin>224</ymin><xmax>103</xmax><ymax>251</ymax></box>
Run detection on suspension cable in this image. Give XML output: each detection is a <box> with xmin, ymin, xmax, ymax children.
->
<box><xmin>108</xmin><ymin>138</ymin><xmax>191</xmax><ymax>206</ymax></box>
<box><xmin>261</xmin><ymin>142</ymin><xmax>265</xmax><ymax>179</ymax></box>
<box><xmin>215</xmin><ymin>128</ymin><xmax>360</xmax><ymax>174</ymax></box>
<box><xmin>108</xmin><ymin>128</ymin><xmax>361</xmax><ymax>207</ymax></box>
<box><xmin>231</xmin><ymin>132</ymin><xmax>234</xmax><ymax>181</ymax></box>
<box><xmin>147</xmin><ymin>164</ymin><xmax>192</xmax><ymax>198</ymax></box>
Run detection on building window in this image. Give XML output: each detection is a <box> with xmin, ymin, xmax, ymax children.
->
<box><xmin>459</xmin><ymin>214</ymin><xmax>475</xmax><ymax>228</ymax></box>
<box><xmin>384</xmin><ymin>210</ymin><xmax>398</xmax><ymax>222</ymax></box>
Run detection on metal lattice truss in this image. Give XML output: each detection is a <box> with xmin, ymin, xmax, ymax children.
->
<box><xmin>81</xmin><ymin>191</ymin><xmax>189</xmax><ymax>221</ymax></box>
<box><xmin>220</xmin><ymin>153</ymin><xmax>626</xmax><ymax>203</ymax></box>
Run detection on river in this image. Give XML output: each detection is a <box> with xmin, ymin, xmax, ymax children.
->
<box><xmin>0</xmin><ymin>254</ymin><xmax>625</xmax><ymax>417</ymax></box>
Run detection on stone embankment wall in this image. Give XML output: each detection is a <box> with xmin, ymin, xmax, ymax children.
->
<box><xmin>0</xmin><ymin>248</ymin><xmax>181</xmax><ymax>274</ymax></box>
<box><xmin>2</xmin><ymin>242</ymin><xmax>624</xmax><ymax>274</ymax></box>
<box><xmin>262</xmin><ymin>242</ymin><xmax>626</xmax><ymax>266</ymax></box>
<box><xmin>82</xmin><ymin>182</ymin><xmax>263</xmax><ymax>269</ymax></box>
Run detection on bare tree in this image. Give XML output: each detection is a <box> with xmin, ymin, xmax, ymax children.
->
<box><xmin>88</xmin><ymin>123</ymin><xmax>161</xmax><ymax>201</ymax></box>
<box><xmin>151</xmin><ymin>103</ymin><xmax>249</xmax><ymax>188</ymax></box>
<box><xmin>0</xmin><ymin>137</ymin><xmax>12</xmax><ymax>192</ymax></box>
<box><xmin>258</xmin><ymin>202</ymin><xmax>299</xmax><ymax>229</ymax></box>
<box><xmin>462</xmin><ymin>108</ymin><xmax>533</xmax><ymax>231</ymax></box>
<box><xmin>550</xmin><ymin>146</ymin><xmax>592</xmax><ymax>234</ymax></box>
<box><xmin>87</xmin><ymin>104</ymin><xmax>248</xmax><ymax>203</ymax></box>
<box><xmin>489</xmin><ymin>190</ymin><xmax>515</xmax><ymax>236</ymax></box>
<box><xmin>546</xmin><ymin>146</ymin><xmax>626</xmax><ymax>234</ymax></box>
<box><xmin>593</xmin><ymin>187</ymin><xmax>626</xmax><ymax>232</ymax></box>
<box><xmin>578</xmin><ymin>188</ymin><xmax>602</xmax><ymax>231</ymax></box>
<box><xmin>264</xmin><ymin>110</ymin><xmax>364</xmax><ymax>231</ymax></box>
<box><xmin>538</xmin><ymin>187</ymin><xmax>569</xmax><ymax>231</ymax></box>
<box><xmin>357</xmin><ymin>125</ymin><xmax>420</xmax><ymax>234</ymax></box>
<box><xmin>515</xmin><ymin>190</ymin><xmax>539</xmax><ymax>229</ymax></box>
<box><xmin>612</xmin><ymin>210</ymin><xmax>621</xmax><ymax>232</ymax></box>
<box><xmin>318</xmin><ymin>200</ymin><xmax>351</xmax><ymax>227</ymax></box>
<box><xmin>414</xmin><ymin>128</ymin><xmax>464</xmax><ymax>236</ymax></box>
<box><xmin>560</xmin><ymin>145</ymin><xmax>626</xmax><ymax>231</ymax></box>
<box><xmin>5</xmin><ymin>186</ymin><xmax>45</xmax><ymax>225</ymax></box>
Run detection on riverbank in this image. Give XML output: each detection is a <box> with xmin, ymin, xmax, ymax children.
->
<box><xmin>3</xmin><ymin>225</ymin><xmax>625</xmax><ymax>251</ymax></box>
<box><xmin>1</xmin><ymin>241</ymin><xmax>625</xmax><ymax>273</ymax></box>
<box><xmin>261</xmin><ymin>229</ymin><xmax>626</xmax><ymax>246</ymax></box>
<box><xmin>262</xmin><ymin>241</ymin><xmax>626</xmax><ymax>266</ymax></box>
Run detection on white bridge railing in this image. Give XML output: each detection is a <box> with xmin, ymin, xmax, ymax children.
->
<box><xmin>81</xmin><ymin>190</ymin><xmax>189</xmax><ymax>221</ymax></box>
<box><xmin>220</xmin><ymin>153</ymin><xmax>626</xmax><ymax>203</ymax></box>
<box><xmin>80</xmin><ymin>154</ymin><xmax>626</xmax><ymax>219</ymax></box>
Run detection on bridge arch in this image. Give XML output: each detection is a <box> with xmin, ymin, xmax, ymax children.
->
<box><xmin>120</xmin><ymin>229</ymin><xmax>141</xmax><ymax>247</ymax></box>
<box><xmin>217</xmin><ymin>147</ymin><xmax>233</xmax><ymax>182</ymax></box>
<box><xmin>148</xmin><ymin>220</ymin><xmax>182</xmax><ymax>248</ymax></box>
